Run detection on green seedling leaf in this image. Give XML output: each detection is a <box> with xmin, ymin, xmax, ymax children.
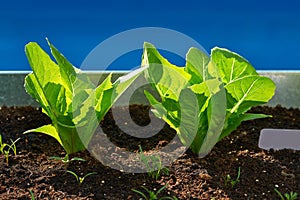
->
<box><xmin>185</xmin><ymin>47</ymin><xmax>209</xmax><ymax>83</ymax></box>
<box><xmin>142</xmin><ymin>42</ymin><xmax>199</xmax><ymax>149</ymax></box>
<box><xmin>211</xmin><ymin>47</ymin><xmax>276</xmax><ymax>142</ymax></box>
<box><xmin>177</xmin><ymin>88</ymin><xmax>200</xmax><ymax>147</ymax></box>
<box><xmin>49</xmin><ymin>154</ymin><xmax>86</xmax><ymax>163</ymax></box>
<box><xmin>8</xmin><ymin>138</ymin><xmax>20</xmax><ymax>155</ymax></box>
<box><xmin>220</xmin><ymin>113</ymin><xmax>270</xmax><ymax>140</ymax></box>
<box><xmin>225</xmin><ymin>75</ymin><xmax>276</xmax><ymax>114</ymax></box>
<box><xmin>24</xmin><ymin>124</ymin><xmax>63</xmax><ymax>147</ymax></box>
<box><xmin>94</xmin><ymin>67</ymin><xmax>147</xmax><ymax>120</ymax></box>
<box><xmin>70</xmin><ymin>157</ymin><xmax>86</xmax><ymax>162</ymax></box>
<box><xmin>274</xmin><ymin>188</ymin><xmax>298</xmax><ymax>200</ymax></box>
<box><xmin>29</xmin><ymin>190</ymin><xmax>36</xmax><ymax>200</ymax></box>
<box><xmin>211</xmin><ymin>47</ymin><xmax>258</xmax><ymax>84</ymax></box>
<box><xmin>142</xmin><ymin>42</ymin><xmax>191</xmax><ymax>100</ymax></box>
<box><xmin>0</xmin><ymin>134</ymin><xmax>8</xmax><ymax>154</ymax></box>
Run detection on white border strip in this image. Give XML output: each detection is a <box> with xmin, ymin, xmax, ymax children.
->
<box><xmin>257</xmin><ymin>70</ymin><xmax>300</xmax><ymax>73</ymax></box>
<box><xmin>1</xmin><ymin>70</ymin><xmax>300</xmax><ymax>74</ymax></box>
<box><xmin>0</xmin><ymin>70</ymin><xmax>131</xmax><ymax>74</ymax></box>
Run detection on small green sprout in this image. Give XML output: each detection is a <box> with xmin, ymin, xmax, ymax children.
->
<box><xmin>0</xmin><ymin>134</ymin><xmax>20</xmax><ymax>164</ymax></box>
<box><xmin>274</xmin><ymin>188</ymin><xmax>298</xmax><ymax>200</ymax></box>
<box><xmin>49</xmin><ymin>154</ymin><xmax>86</xmax><ymax>163</ymax></box>
<box><xmin>139</xmin><ymin>145</ymin><xmax>169</xmax><ymax>180</ymax></box>
<box><xmin>67</xmin><ymin>170</ymin><xmax>97</xmax><ymax>186</ymax></box>
<box><xmin>132</xmin><ymin>185</ymin><xmax>177</xmax><ymax>200</ymax></box>
<box><xmin>224</xmin><ymin>167</ymin><xmax>241</xmax><ymax>188</ymax></box>
<box><xmin>29</xmin><ymin>190</ymin><xmax>35</xmax><ymax>200</ymax></box>
<box><xmin>0</xmin><ymin>135</ymin><xmax>8</xmax><ymax>158</ymax></box>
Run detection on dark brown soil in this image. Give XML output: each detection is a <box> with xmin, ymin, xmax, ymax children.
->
<box><xmin>0</xmin><ymin>105</ymin><xmax>299</xmax><ymax>199</ymax></box>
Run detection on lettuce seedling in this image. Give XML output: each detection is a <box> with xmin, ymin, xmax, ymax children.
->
<box><xmin>142</xmin><ymin>42</ymin><xmax>276</xmax><ymax>156</ymax></box>
<box><xmin>24</xmin><ymin>39</ymin><xmax>145</xmax><ymax>155</ymax></box>
<box><xmin>138</xmin><ymin>145</ymin><xmax>169</xmax><ymax>180</ymax></box>
<box><xmin>132</xmin><ymin>185</ymin><xmax>178</xmax><ymax>200</ymax></box>
<box><xmin>67</xmin><ymin>170</ymin><xmax>97</xmax><ymax>186</ymax></box>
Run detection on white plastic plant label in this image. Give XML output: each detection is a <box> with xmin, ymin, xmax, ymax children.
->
<box><xmin>259</xmin><ymin>129</ymin><xmax>300</xmax><ymax>150</ymax></box>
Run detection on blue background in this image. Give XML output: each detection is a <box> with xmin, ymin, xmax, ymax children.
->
<box><xmin>1</xmin><ymin>0</ymin><xmax>300</xmax><ymax>71</ymax></box>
